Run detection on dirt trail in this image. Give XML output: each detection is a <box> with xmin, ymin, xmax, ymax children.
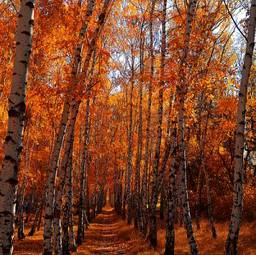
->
<box><xmin>14</xmin><ymin>207</ymin><xmax>154</xmax><ymax>254</ymax></box>
<box><xmin>14</xmin><ymin>207</ymin><xmax>256</xmax><ymax>255</ymax></box>
<box><xmin>75</xmin><ymin>207</ymin><xmax>153</xmax><ymax>255</ymax></box>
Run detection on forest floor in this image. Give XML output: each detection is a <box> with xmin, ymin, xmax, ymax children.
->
<box><xmin>155</xmin><ymin>218</ymin><xmax>256</xmax><ymax>255</ymax></box>
<box><xmin>14</xmin><ymin>207</ymin><xmax>153</xmax><ymax>255</ymax></box>
<box><xmin>14</xmin><ymin>208</ymin><xmax>256</xmax><ymax>254</ymax></box>
<box><xmin>74</xmin><ymin>207</ymin><xmax>153</xmax><ymax>254</ymax></box>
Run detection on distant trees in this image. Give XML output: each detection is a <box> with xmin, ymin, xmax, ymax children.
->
<box><xmin>0</xmin><ymin>0</ymin><xmax>256</xmax><ymax>254</ymax></box>
<box><xmin>110</xmin><ymin>0</ymin><xmax>255</xmax><ymax>253</ymax></box>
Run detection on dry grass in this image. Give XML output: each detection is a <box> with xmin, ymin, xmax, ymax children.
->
<box><xmin>155</xmin><ymin>219</ymin><xmax>256</xmax><ymax>255</ymax></box>
<box><xmin>14</xmin><ymin>229</ymin><xmax>43</xmax><ymax>254</ymax></box>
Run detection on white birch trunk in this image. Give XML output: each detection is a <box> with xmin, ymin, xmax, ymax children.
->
<box><xmin>53</xmin><ymin>100</ymin><xmax>80</xmax><ymax>255</ymax></box>
<box><xmin>141</xmin><ymin>0</ymin><xmax>155</xmax><ymax>236</ymax></box>
<box><xmin>226</xmin><ymin>1</ymin><xmax>256</xmax><ymax>254</ymax></box>
<box><xmin>134</xmin><ymin>25</ymin><xmax>144</xmax><ymax>231</ymax></box>
<box><xmin>43</xmin><ymin>100</ymin><xmax>70</xmax><ymax>255</ymax></box>
<box><xmin>43</xmin><ymin>1</ymin><xmax>96</xmax><ymax>252</ymax></box>
<box><xmin>77</xmin><ymin>97</ymin><xmax>90</xmax><ymax>245</ymax></box>
<box><xmin>176</xmin><ymin>0</ymin><xmax>198</xmax><ymax>254</ymax></box>
<box><xmin>0</xmin><ymin>1</ymin><xmax>34</xmax><ymax>253</ymax></box>
<box><xmin>126</xmin><ymin>46</ymin><xmax>135</xmax><ymax>224</ymax></box>
<box><xmin>149</xmin><ymin>0</ymin><xmax>167</xmax><ymax>247</ymax></box>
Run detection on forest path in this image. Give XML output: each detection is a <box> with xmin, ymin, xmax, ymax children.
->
<box><xmin>74</xmin><ymin>206</ymin><xmax>153</xmax><ymax>255</ymax></box>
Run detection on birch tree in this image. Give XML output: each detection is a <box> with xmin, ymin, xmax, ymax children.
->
<box><xmin>226</xmin><ymin>1</ymin><xmax>256</xmax><ymax>254</ymax></box>
<box><xmin>43</xmin><ymin>1</ymin><xmax>95</xmax><ymax>253</ymax></box>
<box><xmin>134</xmin><ymin>22</ymin><xmax>145</xmax><ymax>231</ymax></box>
<box><xmin>149</xmin><ymin>0</ymin><xmax>167</xmax><ymax>247</ymax></box>
<box><xmin>126</xmin><ymin>45</ymin><xmax>135</xmax><ymax>224</ymax></box>
<box><xmin>0</xmin><ymin>1</ymin><xmax>35</xmax><ymax>253</ymax></box>
<box><xmin>175</xmin><ymin>0</ymin><xmax>198</xmax><ymax>253</ymax></box>
<box><xmin>141</xmin><ymin>0</ymin><xmax>156</xmax><ymax>236</ymax></box>
<box><xmin>77</xmin><ymin>97</ymin><xmax>91</xmax><ymax>245</ymax></box>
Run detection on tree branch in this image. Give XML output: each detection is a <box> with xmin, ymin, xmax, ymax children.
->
<box><xmin>222</xmin><ymin>0</ymin><xmax>247</xmax><ymax>41</ymax></box>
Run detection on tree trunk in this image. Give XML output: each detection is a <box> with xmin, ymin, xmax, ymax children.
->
<box><xmin>43</xmin><ymin>100</ymin><xmax>70</xmax><ymax>255</ymax></box>
<box><xmin>68</xmin><ymin>192</ymin><xmax>76</xmax><ymax>253</ymax></box>
<box><xmin>202</xmin><ymin>109</ymin><xmax>217</xmax><ymax>238</ymax></box>
<box><xmin>0</xmin><ymin>1</ymin><xmax>35</xmax><ymax>253</ymax></box>
<box><xmin>85</xmin><ymin>171</ymin><xmax>90</xmax><ymax>223</ymax></box>
<box><xmin>43</xmin><ymin>0</ymin><xmax>95</xmax><ymax>251</ymax></box>
<box><xmin>126</xmin><ymin>45</ymin><xmax>135</xmax><ymax>225</ymax></box>
<box><xmin>117</xmin><ymin>171</ymin><xmax>123</xmax><ymax>215</ymax></box>
<box><xmin>203</xmin><ymin>165</ymin><xmax>217</xmax><ymax>239</ymax></box>
<box><xmin>176</xmin><ymin>1</ymin><xmax>198</xmax><ymax>254</ymax></box>
<box><xmin>114</xmin><ymin>165</ymin><xmax>123</xmax><ymax>215</ymax></box>
<box><xmin>47</xmin><ymin>2</ymin><xmax>110</xmax><ymax>247</ymax></box>
<box><xmin>28</xmin><ymin>201</ymin><xmax>42</xmax><ymax>236</ymax></box>
<box><xmin>77</xmin><ymin>97</ymin><xmax>91</xmax><ymax>245</ymax></box>
<box><xmin>141</xmin><ymin>0</ymin><xmax>156</xmax><ymax>237</ymax></box>
<box><xmin>62</xmin><ymin>201</ymin><xmax>70</xmax><ymax>255</ymax></box>
<box><xmin>53</xmin><ymin>100</ymin><xmax>80</xmax><ymax>255</ymax></box>
<box><xmin>25</xmin><ymin>184</ymin><xmax>35</xmax><ymax>223</ymax></box>
<box><xmin>149</xmin><ymin>0</ymin><xmax>167</xmax><ymax>247</ymax></box>
<box><xmin>62</xmin><ymin>144</ymin><xmax>76</xmax><ymax>254</ymax></box>
<box><xmin>160</xmin><ymin>186</ymin><xmax>165</xmax><ymax>220</ymax></box>
<box><xmin>226</xmin><ymin>1</ymin><xmax>256</xmax><ymax>254</ymax></box>
<box><xmin>165</xmin><ymin>127</ymin><xmax>177</xmax><ymax>254</ymax></box>
<box><xmin>195</xmin><ymin>94</ymin><xmax>204</xmax><ymax>230</ymax></box>
<box><xmin>17</xmin><ymin>178</ymin><xmax>27</xmax><ymax>240</ymax></box>
<box><xmin>195</xmin><ymin>166</ymin><xmax>203</xmax><ymax>230</ymax></box>
<box><xmin>134</xmin><ymin>24</ymin><xmax>144</xmax><ymax>231</ymax></box>
<box><xmin>37</xmin><ymin>200</ymin><xmax>43</xmax><ymax>231</ymax></box>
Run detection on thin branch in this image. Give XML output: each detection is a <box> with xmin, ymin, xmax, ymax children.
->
<box><xmin>222</xmin><ymin>0</ymin><xmax>247</xmax><ymax>41</ymax></box>
<box><xmin>8</xmin><ymin>0</ymin><xmax>18</xmax><ymax>14</ymax></box>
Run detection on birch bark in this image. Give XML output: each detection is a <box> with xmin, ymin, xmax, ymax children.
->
<box><xmin>149</xmin><ymin>0</ymin><xmax>167</xmax><ymax>247</ymax></box>
<box><xmin>226</xmin><ymin>1</ymin><xmax>256</xmax><ymax>254</ymax></box>
<box><xmin>126</xmin><ymin>46</ymin><xmax>135</xmax><ymax>225</ymax></box>
<box><xmin>0</xmin><ymin>1</ymin><xmax>35</xmax><ymax>253</ymax></box>
<box><xmin>176</xmin><ymin>1</ymin><xmax>198</xmax><ymax>253</ymax></box>
<box><xmin>77</xmin><ymin>97</ymin><xmax>91</xmax><ymax>245</ymax></box>
<box><xmin>134</xmin><ymin>24</ymin><xmax>144</xmax><ymax>230</ymax></box>
<box><xmin>141</xmin><ymin>0</ymin><xmax>155</xmax><ymax>236</ymax></box>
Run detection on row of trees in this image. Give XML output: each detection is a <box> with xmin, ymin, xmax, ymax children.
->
<box><xmin>0</xmin><ymin>0</ymin><xmax>115</xmax><ymax>254</ymax></box>
<box><xmin>0</xmin><ymin>0</ymin><xmax>256</xmax><ymax>255</ymax></box>
<box><xmin>110</xmin><ymin>0</ymin><xmax>256</xmax><ymax>254</ymax></box>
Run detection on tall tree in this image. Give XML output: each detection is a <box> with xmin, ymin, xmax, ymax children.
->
<box><xmin>42</xmin><ymin>0</ymin><xmax>95</xmax><ymax>250</ymax></box>
<box><xmin>175</xmin><ymin>0</ymin><xmax>198</xmax><ymax>254</ymax></box>
<box><xmin>149</xmin><ymin>0</ymin><xmax>167</xmax><ymax>247</ymax></box>
<box><xmin>141</xmin><ymin>0</ymin><xmax>156</xmax><ymax>236</ymax></box>
<box><xmin>165</xmin><ymin>124</ymin><xmax>177</xmax><ymax>255</ymax></box>
<box><xmin>226</xmin><ymin>1</ymin><xmax>256</xmax><ymax>254</ymax></box>
<box><xmin>134</xmin><ymin>21</ymin><xmax>145</xmax><ymax>230</ymax></box>
<box><xmin>77</xmin><ymin>96</ymin><xmax>91</xmax><ymax>245</ymax></box>
<box><xmin>0</xmin><ymin>1</ymin><xmax>35</xmax><ymax>253</ymax></box>
<box><xmin>126</xmin><ymin>44</ymin><xmax>135</xmax><ymax>224</ymax></box>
